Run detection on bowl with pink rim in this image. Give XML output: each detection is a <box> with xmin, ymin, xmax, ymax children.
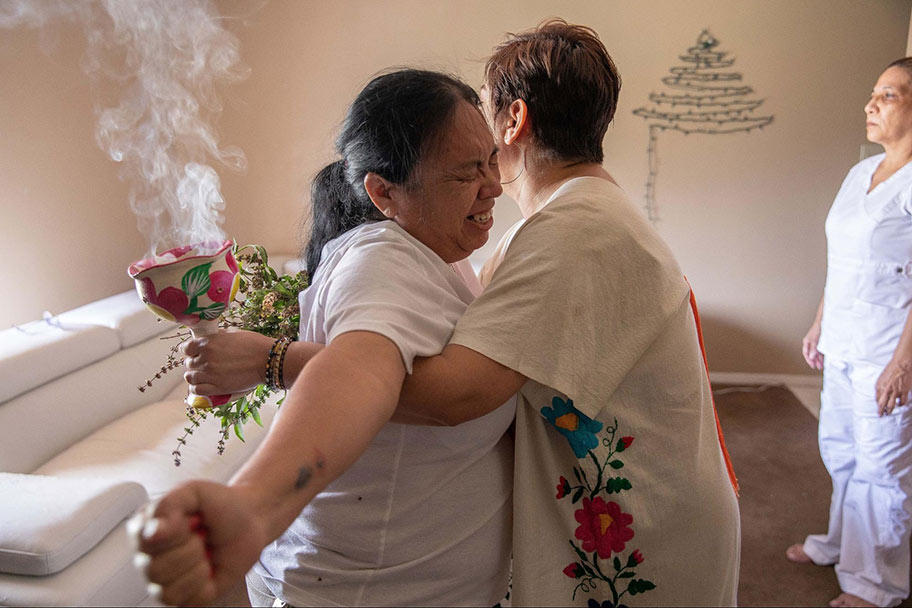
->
<box><xmin>128</xmin><ymin>239</ymin><xmax>245</xmax><ymax>408</ymax></box>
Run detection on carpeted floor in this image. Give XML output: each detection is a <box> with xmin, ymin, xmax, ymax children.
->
<box><xmin>714</xmin><ymin>384</ymin><xmax>911</xmax><ymax>607</ymax></box>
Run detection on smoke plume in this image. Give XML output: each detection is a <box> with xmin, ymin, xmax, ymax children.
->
<box><xmin>0</xmin><ymin>0</ymin><xmax>247</xmax><ymax>257</ymax></box>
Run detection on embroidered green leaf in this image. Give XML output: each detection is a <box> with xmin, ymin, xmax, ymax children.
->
<box><xmin>573</xmin><ymin>466</ymin><xmax>584</xmax><ymax>484</ymax></box>
<box><xmin>571</xmin><ymin>487</ymin><xmax>585</xmax><ymax>504</ymax></box>
<box><xmin>579</xmin><ymin>464</ymin><xmax>592</xmax><ymax>488</ymax></box>
<box><xmin>626</xmin><ymin>551</ymin><xmax>640</xmax><ymax>568</ymax></box>
<box><xmin>580</xmin><ymin>561</ymin><xmax>599</xmax><ymax>579</ymax></box>
<box><xmin>569</xmin><ymin>541</ymin><xmax>601</xmax><ymax>580</ymax></box>
<box><xmin>181</xmin><ymin>263</ymin><xmax>213</xmax><ymax>299</ymax></box>
<box><xmin>613</xmin><ymin>556</ymin><xmax>622</xmax><ymax>572</ymax></box>
<box><xmin>618</xmin><ymin>571</ymin><xmax>635</xmax><ymax>578</ymax></box>
<box><xmin>609</xmin><ymin>459</ymin><xmax>624</xmax><ymax>469</ymax></box>
<box><xmin>606</xmin><ymin>477</ymin><xmax>633</xmax><ymax>494</ymax></box>
<box><xmin>570</xmin><ymin>540</ymin><xmax>589</xmax><ymax>563</ymax></box>
<box><xmin>627</xmin><ymin>579</ymin><xmax>656</xmax><ymax>595</ymax></box>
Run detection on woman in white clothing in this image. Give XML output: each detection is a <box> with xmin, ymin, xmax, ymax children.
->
<box><xmin>131</xmin><ymin>69</ymin><xmax>514</xmax><ymax>607</ymax></box>
<box><xmin>788</xmin><ymin>58</ymin><xmax>912</xmax><ymax>608</ymax></box>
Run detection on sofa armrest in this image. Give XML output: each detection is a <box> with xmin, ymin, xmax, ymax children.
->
<box><xmin>0</xmin><ymin>473</ymin><xmax>147</xmax><ymax>576</ymax></box>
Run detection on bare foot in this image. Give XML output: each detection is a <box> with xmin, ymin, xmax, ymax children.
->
<box><xmin>785</xmin><ymin>543</ymin><xmax>813</xmax><ymax>563</ymax></box>
<box><xmin>828</xmin><ymin>592</ymin><xmax>876</xmax><ymax>607</ymax></box>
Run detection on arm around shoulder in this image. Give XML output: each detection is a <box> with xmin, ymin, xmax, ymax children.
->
<box><xmin>396</xmin><ymin>344</ymin><xmax>525</xmax><ymax>426</ymax></box>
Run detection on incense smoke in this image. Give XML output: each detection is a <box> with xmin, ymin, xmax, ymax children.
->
<box><xmin>0</xmin><ymin>0</ymin><xmax>247</xmax><ymax>257</ymax></box>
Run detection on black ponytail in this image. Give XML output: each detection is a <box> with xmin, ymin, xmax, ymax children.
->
<box><xmin>304</xmin><ymin>160</ymin><xmax>383</xmax><ymax>278</ymax></box>
<box><xmin>303</xmin><ymin>68</ymin><xmax>480</xmax><ymax>279</ymax></box>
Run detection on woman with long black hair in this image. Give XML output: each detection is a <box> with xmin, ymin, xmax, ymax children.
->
<box><xmin>132</xmin><ymin>69</ymin><xmax>514</xmax><ymax>607</ymax></box>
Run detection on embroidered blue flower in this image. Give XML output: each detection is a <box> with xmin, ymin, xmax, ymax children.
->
<box><xmin>541</xmin><ymin>397</ymin><xmax>603</xmax><ymax>458</ymax></box>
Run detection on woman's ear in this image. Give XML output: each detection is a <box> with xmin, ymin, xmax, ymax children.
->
<box><xmin>363</xmin><ymin>173</ymin><xmax>396</xmax><ymax>218</ymax></box>
<box><xmin>504</xmin><ymin>99</ymin><xmax>529</xmax><ymax>145</ymax></box>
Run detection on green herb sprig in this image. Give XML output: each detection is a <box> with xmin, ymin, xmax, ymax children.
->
<box><xmin>138</xmin><ymin>244</ymin><xmax>308</xmax><ymax>466</ymax></box>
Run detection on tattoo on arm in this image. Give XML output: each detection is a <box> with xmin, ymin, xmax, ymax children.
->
<box><xmin>294</xmin><ymin>454</ymin><xmax>326</xmax><ymax>490</ymax></box>
<box><xmin>295</xmin><ymin>466</ymin><xmax>312</xmax><ymax>489</ymax></box>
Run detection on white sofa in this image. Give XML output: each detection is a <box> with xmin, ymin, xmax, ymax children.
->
<box><xmin>0</xmin><ymin>283</ymin><xmax>285</xmax><ymax>606</ymax></box>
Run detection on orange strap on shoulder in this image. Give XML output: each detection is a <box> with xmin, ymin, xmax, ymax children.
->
<box><xmin>685</xmin><ymin>279</ymin><xmax>740</xmax><ymax>498</ymax></box>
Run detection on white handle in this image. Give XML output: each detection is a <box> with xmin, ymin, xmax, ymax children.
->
<box><xmin>189</xmin><ymin>319</ymin><xmax>219</xmax><ymax>338</ymax></box>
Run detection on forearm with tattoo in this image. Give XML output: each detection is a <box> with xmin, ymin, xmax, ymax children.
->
<box><xmin>294</xmin><ymin>454</ymin><xmax>326</xmax><ymax>490</ymax></box>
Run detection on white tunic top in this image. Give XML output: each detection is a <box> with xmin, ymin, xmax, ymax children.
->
<box><xmin>451</xmin><ymin>178</ymin><xmax>740</xmax><ymax>606</ymax></box>
<box><xmin>254</xmin><ymin>221</ymin><xmax>516</xmax><ymax>607</ymax></box>
<box><xmin>818</xmin><ymin>154</ymin><xmax>912</xmax><ymax>365</ymax></box>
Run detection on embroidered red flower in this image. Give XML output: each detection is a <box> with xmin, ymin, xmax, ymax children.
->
<box><xmin>574</xmin><ymin>497</ymin><xmax>634</xmax><ymax>559</ymax></box>
<box><xmin>617</xmin><ymin>436</ymin><xmax>634</xmax><ymax>451</ymax></box>
<box><xmin>563</xmin><ymin>562</ymin><xmax>585</xmax><ymax>578</ymax></box>
<box><xmin>632</xmin><ymin>549</ymin><xmax>644</xmax><ymax>564</ymax></box>
<box><xmin>556</xmin><ymin>476</ymin><xmax>572</xmax><ymax>499</ymax></box>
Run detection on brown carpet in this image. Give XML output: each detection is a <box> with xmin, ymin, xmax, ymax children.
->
<box><xmin>714</xmin><ymin>384</ymin><xmax>911</xmax><ymax>607</ymax></box>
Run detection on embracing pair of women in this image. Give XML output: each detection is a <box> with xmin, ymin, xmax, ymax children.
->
<box><xmin>133</xmin><ymin>20</ymin><xmax>741</xmax><ymax>607</ymax></box>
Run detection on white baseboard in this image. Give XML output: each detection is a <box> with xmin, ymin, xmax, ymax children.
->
<box><xmin>709</xmin><ymin>372</ymin><xmax>822</xmax><ymax>418</ymax></box>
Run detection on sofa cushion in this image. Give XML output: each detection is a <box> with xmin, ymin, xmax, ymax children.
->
<box><xmin>0</xmin><ymin>522</ymin><xmax>148</xmax><ymax>607</ymax></box>
<box><xmin>0</xmin><ymin>473</ymin><xmax>148</xmax><ymax>576</ymax></box>
<box><xmin>35</xmin><ymin>393</ymin><xmax>279</xmax><ymax>498</ymax></box>
<box><xmin>0</xmin><ymin>331</ymin><xmax>184</xmax><ymax>474</ymax></box>
<box><xmin>0</xmin><ymin>322</ymin><xmax>120</xmax><ymax>404</ymax></box>
<box><xmin>55</xmin><ymin>289</ymin><xmax>175</xmax><ymax>349</ymax></box>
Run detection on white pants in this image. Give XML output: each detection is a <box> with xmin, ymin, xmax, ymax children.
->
<box><xmin>803</xmin><ymin>359</ymin><xmax>912</xmax><ymax>607</ymax></box>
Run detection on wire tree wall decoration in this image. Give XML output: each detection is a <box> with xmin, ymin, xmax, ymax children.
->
<box><xmin>633</xmin><ymin>30</ymin><xmax>774</xmax><ymax>223</ymax></box>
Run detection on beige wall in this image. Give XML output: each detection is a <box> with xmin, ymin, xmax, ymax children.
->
<box><xmin>2</xmin><ymin>0</ymin><xmax>910</xmax><ymax>375</ymax></box>
<box><xmin>908</xmin><ymin>4</ymin><xmax>912</xmax><ymax>54</ymax></box>
<box><xmin>0</xmin><ymin>23</ymin><xmax>142</xmax><ymax>327</ymax></box>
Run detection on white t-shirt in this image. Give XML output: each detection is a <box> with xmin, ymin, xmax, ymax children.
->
<box><xmin>819</xmin><ymin>154</ymin><xmax>912</xmax><ymax>365</ymax></box>
<box><xmin>254</xmin><ymin>221</ymin><xmax>516</xmax><ymax>607</ymax></box>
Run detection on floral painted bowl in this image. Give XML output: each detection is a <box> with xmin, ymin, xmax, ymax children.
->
<box><xmin>128</xmin><ymin>240</ymin><xmax>239</xmax><ymax>328</ymax></box>
<box><xmin>128</xmin><ymin>240</ymin><xmax>244</xmax><ymax>409</ymax></box>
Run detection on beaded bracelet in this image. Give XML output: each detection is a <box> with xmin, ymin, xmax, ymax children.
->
<box><xmin>264</xmin><ymin>339</ymin><xmax>282</xmax><ymax>387</ymax></box>
<box><xmin>274</xmin><ymin>338</ymin><xmax>291</xmax><ymax>390</ymax></box>
<box><xmin>265</xmin><ymin>337</ymin><xmax>292</xmax><ymax>390</ymax></box>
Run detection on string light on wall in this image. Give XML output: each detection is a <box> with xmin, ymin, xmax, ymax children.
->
<box><xmin>633</xmin><ymin>30</ymin><xmax>774</xmax><ymax>223</ymax></box>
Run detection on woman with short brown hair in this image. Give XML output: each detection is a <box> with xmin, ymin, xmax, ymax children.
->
<box><xmin>399</xmin><ymin>19</ymin><xmax>741</xmax><ymax>607</ymax></box>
